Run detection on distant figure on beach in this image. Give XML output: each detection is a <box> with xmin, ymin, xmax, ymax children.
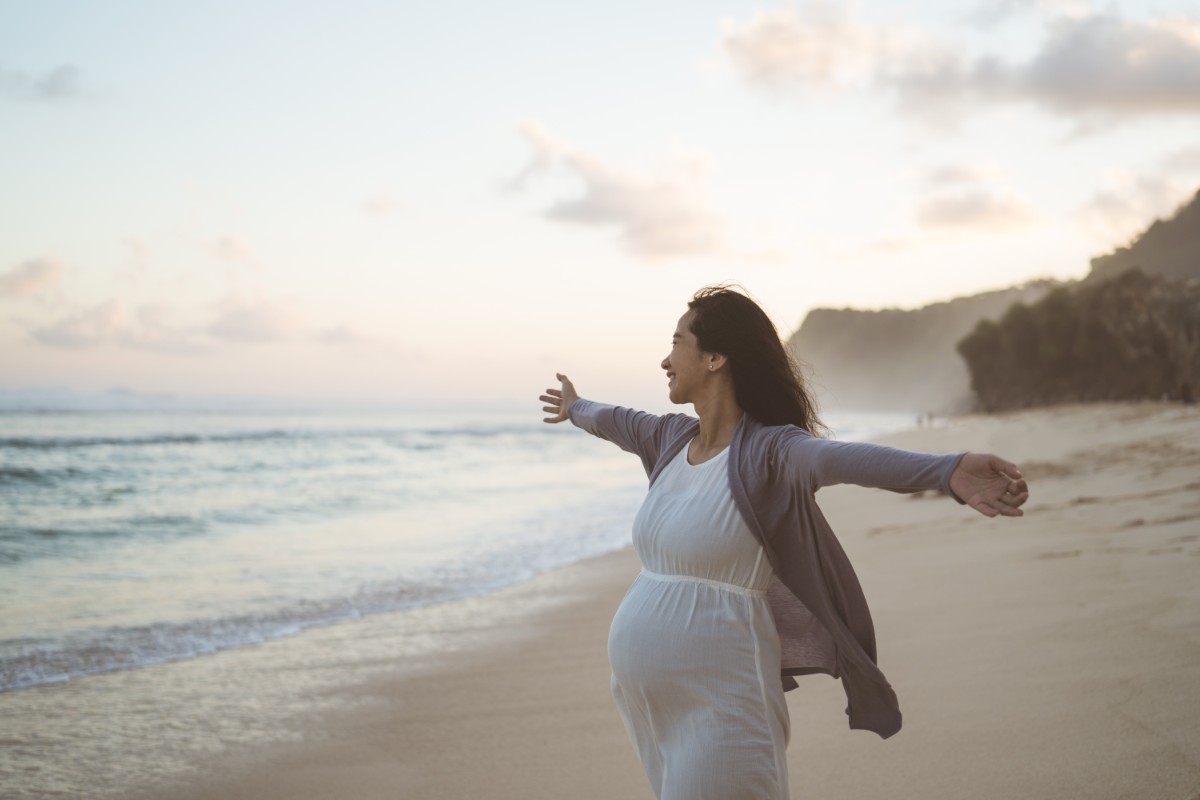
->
<box><xmin>539</xmin><ymin>285</ymin><xmax>1029</xmax><ymax>800</ymax></box>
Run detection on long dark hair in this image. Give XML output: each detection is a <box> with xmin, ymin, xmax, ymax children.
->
<box><xmin>687</xmin><ymin>284</ymin><xmax>826</xmax><ymax>435</ymax></box>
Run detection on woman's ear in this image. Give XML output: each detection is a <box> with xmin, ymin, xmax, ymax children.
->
<box><xmin>706</xmin><ymin>353</ymin><xmax>728</xmax><ymax>372</ymax></box>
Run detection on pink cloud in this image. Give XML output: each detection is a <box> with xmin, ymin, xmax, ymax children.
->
<box><xmin>362</xmin><ymin>194</ymin><xmax>400</xmax><ymax>217</ymax></box>
<box><xmin>32</xmin><ymin>299</ymin><xmax>126</xmax><ymax>347</ymax></box>
<box><xmin>0</xmin><ymin>258</ymin><xmax>65</xmax><ymax>298</ymax></box>
<box><xmin>206</xmin><ymin>297</ymin><xmax>299</xmax><ymax>343</ymax></box>
<box><xmin>205</xmin><ymin>236</ymin><xmax>258</xmax><ymax>270</ymax></box>
<box><xmin>509</xmin><ymin>120</ymin><xmax>725</xmax><ymax>261</ymax></box>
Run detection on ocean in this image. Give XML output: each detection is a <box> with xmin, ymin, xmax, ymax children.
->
<box><xmin>0</xmin><ymin>404</ymin><xmax>913</xmax><ymax>797</ymax></box>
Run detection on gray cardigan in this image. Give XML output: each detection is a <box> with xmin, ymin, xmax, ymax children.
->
<box><xmin>569</xmin><ymin>398</ymin><xmax>965</xmax><ymax>739</ymax></box>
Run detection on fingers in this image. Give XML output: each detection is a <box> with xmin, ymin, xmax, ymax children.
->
<box><xmin>540</xmin><ymin>375</ymin><xmax>573</xmax><ymax>424</ymax></box>
<box><xmin>973</xmin><ymin>500</ymin><xmax>1000</xmax><ymax>518</ymax></box>
<box><xmin>976</xmin><ymin>454</ymin><xmax>1030</xmax><ymax>517</ymax></box>
<box><xmin>991</xmin><ymin>495</ymin><xmax>1025</xmax><ymax>516</ymax></box>
<box><xmin>973</xmin><ymin>498</ymin><xmax>1023</xmax><ymax>518</ymax></box>
<box><xmin>1001</xmin><ymin>474</ymin><xmax>1029</xmax><ymax>509</ymax></box>
<box><xmin>975</xmin><ymin>484</ymin><xmax>1028</xmax><ymax>517</ymax></box>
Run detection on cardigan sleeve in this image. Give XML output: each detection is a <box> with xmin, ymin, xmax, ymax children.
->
<box><xmin>775</xmin><ymin>428</ymin><xmax>966</xmax><ymax>497</ymax></box>
<box><xmin>567</xmin><ymin>398</ymin><xmax>681</xmax><ymax>478</ymax></box>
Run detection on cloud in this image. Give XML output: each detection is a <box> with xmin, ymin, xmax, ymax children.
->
<box><xmin>924</xmin><ymin>163</ymin><xmax>1000</xmax><ymax>186</ymax></box>
<box><xmin>123</xmin><ymin>238</ymin><xmax>151</xmax><ymax>273</ymax></box>
<box><xmin>315</xmin><ymin>324</ymin><xmax>365</xmax><ymax>344</ymax></box>
<box><xmin>503</xmin><ymin>119</ymin><xmax>569</xmax><ymax>193</ymax></box>
<box><xmin>362</xmin><ymin>194</ymin><xmax>400</xmax><ymax>217</ymax></box>
<box><xmin>32</xmin><ymin>299</ymin><xmax>127</xmax><ymax>347</ymax></box>
<box><xmin>888</xmin><ymin>13</ymin><xmax>1200</xmax><ymax>122</ymax></box>
<box><xmin>31</xmin><ymin>299</ymin><xmax>213</xmax><ymax>353</ymax></box>
<box><xmin>32</xmin><ymin>295</ymin><xmax>305</xmax><ymax>351</ymax></box>
<box><xmin>1078</xmin><ymin>170</ymin><xmax>1193</xmax><ymax>245</ymax></box>
<box><xmin>722</xmin><ymin>6</ymin><xmax>1200</xmax><ymax>123</ymax></box>
<box><xmin>720</xmin><ymin>3</ymin><xmax>878</xmax><ymax>90</ymax></box>
<box><xmin>29</xmin><ymin>292</ymin><xmax>346</xmax><ymax>352</ymax></box>
<box><xmin>508</xmin><ymin>120</ymin><xmax>724</xmax><ymax>260</ymax></box>
<box><xmin>0</xmin><ymin>64</ymin><xmax>86</xmax><ymax>102</ymax></box>
<box><xmin>311</xmin><ymin>323</ymin><xmax>404</xmax><ymax>353</ymax></box>
<box><xmin>0</xmin><ymin>258</ymin><xmax>64</xmax><ymax>298</ymax></box>
<box><xmin>967</xmin><ymin>0</ymin><xmax>1092</xmax><ymax>26</ymax></box>
<box><xmin>206</xmin><ymin>296</ymin><xmax>299</xmax><ymax>343</ymax></box>
<box><xmin>917</xmin><ymin>190</ymin><xmax>1038</xmax><ymax>230</ymax></box>
<box><xmin>205</xmin><ymin>236</ymin><xmax>258</xmax><ymax>271</ymax></box>
<box><xmin>1162</xmin><ymin>145</ymin><xmax>1200</xmax><ymax>172</ymax></box>
<box><xmin>132</xmin><ymin>302</ymin><xmax>212</xmax><ymax>354</ymax></box>
<box><xmin>1006</xmin><ymin>15</ymin><xmax>1200</xmax><ymax>116</ymax></box>
<box><xmin>915</xmin><ymin>164</ymin><xmax>1038</xmax><ymax>231</ymax></box>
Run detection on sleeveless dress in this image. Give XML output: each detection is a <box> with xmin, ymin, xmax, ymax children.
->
<box><xmin>608</xmin><ymin>441</ymin><xmax>791</xmax><ymax>800</ymax></box>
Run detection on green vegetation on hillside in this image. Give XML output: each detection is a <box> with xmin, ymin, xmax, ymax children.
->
<box><xmin>957</xmin><ymin>269</ymin><xmax>1200</xmax><ymax>411</ymax></box>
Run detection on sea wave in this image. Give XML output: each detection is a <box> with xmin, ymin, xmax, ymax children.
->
<box><xmin>0</xmin><ymin>422</ymin><xmax>549</xmax><ymax>451</ymax></box>
<box><xmin>0</xmin><ymin>604</ymin><xmax>382</xmax><ymax>691</ymax></box>
<box><xmin>0</xmin><ymin>465</ymin><xmax>89</xmax><ymax>484</ymax></box>
<box><xmin>0</xmin><ymin>430</ymin><xmax>293</xmax><ymax>449</ymax></box>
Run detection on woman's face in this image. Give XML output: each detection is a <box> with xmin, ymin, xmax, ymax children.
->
<box><xmin>661</xmin><ymin>310</ymin><xmax>708</xmax><ymax>404</ymax></box>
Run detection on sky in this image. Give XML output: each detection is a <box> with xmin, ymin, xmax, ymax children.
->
<box><xmin>2</xmin><ymin>0</ymin><xmax>1199</xmax><ymax>409</ymax></box>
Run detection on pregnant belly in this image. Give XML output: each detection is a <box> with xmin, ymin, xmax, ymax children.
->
<box><xmin>607</xmin><ymin>573</ymin><xmax>766</xmax><ymax>695</ymax></box>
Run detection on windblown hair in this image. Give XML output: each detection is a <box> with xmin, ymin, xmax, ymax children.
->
<box><xmin>687</xmin><ymin>284</ymin><xmax>826</xmax><ymax>435</ymax></box>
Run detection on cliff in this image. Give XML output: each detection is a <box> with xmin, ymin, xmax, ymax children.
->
<box><xmin>786</xmin><ymin>281</ymin><xmax>1058</xmax><ymax>413</ymax></box>
<box><xmin>1087</xmin><ymin>189</ymin><xmax>1200</xmax><ymax>285</ymax></box>
<box><xmin>789</xmin><ymin>184</ymin><xmax>1199</xmax><ymax>414</ymax></box>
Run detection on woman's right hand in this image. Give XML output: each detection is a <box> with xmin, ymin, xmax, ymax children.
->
<box><xmin>540</xmin><ymin>373</ymin><xmax>579</xmax><ymax>424</ymax></box>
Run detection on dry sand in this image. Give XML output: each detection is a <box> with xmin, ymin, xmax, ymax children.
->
<box><xmin>157</xmin><ymin>402</ymin><xmax>1200</xmax><ymax>799</ymax></box>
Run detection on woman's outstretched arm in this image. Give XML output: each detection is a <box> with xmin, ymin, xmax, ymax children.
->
<box><xmin>780</xmin><ymin>431</ymin><xmax>1029</xmax><ymax>518</ymax></box>
<box><xmin>538</xmin><ymin>373</ymin><xmax>698</xmax><ymax>476</ymax></box>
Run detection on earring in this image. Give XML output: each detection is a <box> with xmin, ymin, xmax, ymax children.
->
<box><xmin>708</xmin><ymin>365</ymin><xmax>714</xmax><ymax>370</ymax></box>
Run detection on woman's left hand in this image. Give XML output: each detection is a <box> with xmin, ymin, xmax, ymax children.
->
<box><xmin>949</xmin><ymin>453</ymin><xmax>1029</xmax><ymax>517</ymax></box>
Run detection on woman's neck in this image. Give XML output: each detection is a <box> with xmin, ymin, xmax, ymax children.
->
<box><xmin>690</xmin><ymin>386</ymin><xmax>743</xmax><ymax>457</ymax></box>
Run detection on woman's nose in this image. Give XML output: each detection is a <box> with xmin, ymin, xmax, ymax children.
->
<box><xmin>661</xmin><ymin>355</ymin><xmax>670</xmax><ymax>370</ymax></box>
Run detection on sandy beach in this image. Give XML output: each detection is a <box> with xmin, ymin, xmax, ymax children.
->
<box><xmin>12</xmin><ymin>401</ymin><xmax>1200</xmax><ymax>799</ymax></box>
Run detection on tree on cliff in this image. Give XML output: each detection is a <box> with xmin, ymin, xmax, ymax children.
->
<box><xmin>957</xmin><ymin>269</ymin><xmax>1200</xmax><ymax>411</ymax></box>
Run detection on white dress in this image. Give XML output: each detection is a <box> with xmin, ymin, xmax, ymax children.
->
<box><xmin>608</xmin><ymin>441</ymin><xmax>790</xmax><ymax>800</ymax></box>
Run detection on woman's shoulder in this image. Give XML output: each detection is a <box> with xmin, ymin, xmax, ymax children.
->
<box><xmin>742</xmin><ymin>417</ymin><xmax>817</xmax><ymax>447</ymax></box>
<box><xmin>656</xmin><ymin>410</ymin><xmax>701</xmax><ymax>439</ymax></box>
<box><xmin>739</xmin><ymin>418</ymin><xmax>825</xmax><ymax>481</ymax></box>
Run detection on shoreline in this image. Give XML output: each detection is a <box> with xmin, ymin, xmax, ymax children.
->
<box><xmin>5</xmin><ymin>401</ymin><xmax>1199</xmax><ymax>799</ymax></box>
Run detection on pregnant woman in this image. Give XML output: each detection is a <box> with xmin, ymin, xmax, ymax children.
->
<box><xmin>539</xmin><ymin>285</ymin><xmax>1028</xmax><ymax>800</ymax></box>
